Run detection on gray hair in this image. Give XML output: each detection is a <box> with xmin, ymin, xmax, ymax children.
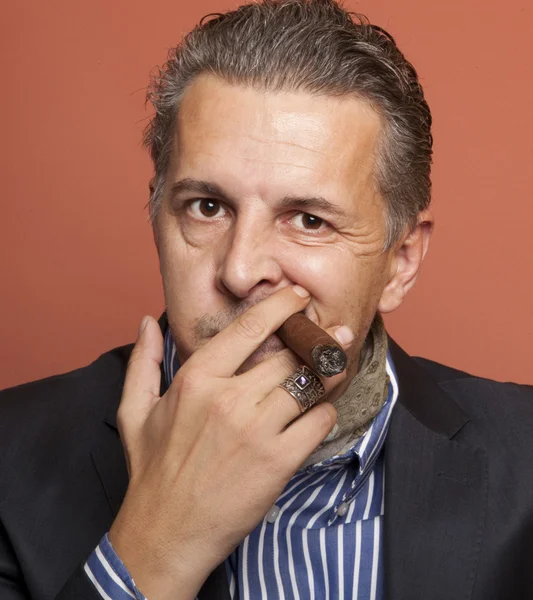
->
<box><xmin>144</xmin><ymin>0</ymin><xmax>433</xmax><ymax>248</ymax></box>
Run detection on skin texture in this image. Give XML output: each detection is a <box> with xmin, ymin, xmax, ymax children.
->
<box><xmin>154</xmin><ymin>74</ymin><xmax>433</xmax><ymax>397</ymax></box>
<box><xmin>108</xmin><ymin>75</ymin><xmax>433</xmax><ymax>598</ymax></box>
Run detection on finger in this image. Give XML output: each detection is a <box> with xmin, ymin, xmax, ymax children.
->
<box><xmin>239</xmin><ymin>348</ymin><xmax>300</xmax><ymax>395</ymax></box>
<box><xmin>279</xmin><ymin>402</ymin><xmax>339</xmax><ymax>468</ymax></box>
<box><xmin>119</xmin><ymin>316</ymin><xmax>164</xmax><ymax>432</ymax></box>
<box><xmin>243</xmin><ymin>323</ymin><xmax>353</xmax><ymax>398</ymax></box>
<box><xmin>187</xmin><ymin>285</ymin><xmax>311</xmax><ymax>378</ymax></box>
<box><xmin>252</xmin><ymin>323</ymin><xmax>352</xmax><ymax>433</ymax></box>
<box><xmin>258</xmin><ymin>365</ymin><xmax>347</xmax><ymax>435</ymax></box>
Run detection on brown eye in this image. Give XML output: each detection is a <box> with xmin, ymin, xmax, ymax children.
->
<box><xmin>199</xmin><ymin>199</ymin><xmax>220</xmax><ymax>217</ymax></box>
<box><xmin>301</xmin><ymin>213</ymin><xmax>324</xmax><ymax>230</ymax></box>
<box><xmin>289</xmin><ymin>212</ymin><xmax>331</xmax><ymax>235</ymax></box>
<box><xmin>290</xmin><ymin>212</ymin><xmax>329</xmax><ymax>234</ymax></box>
<box><xmin>188</xmin><ymin>198</ymin><xmax>226</xmax><ymax>220</ymax></box>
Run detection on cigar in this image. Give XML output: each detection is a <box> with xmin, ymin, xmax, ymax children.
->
<box><xmin>276</xmin><ymin>313</ymin><xmax>347</xmax><ymax>377</ymax></box>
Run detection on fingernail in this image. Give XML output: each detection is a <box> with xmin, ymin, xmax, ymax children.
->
<box><xmin>139</xmin><ymin>316</ymin><xmax>150</xmax><ymax>336</ymax></box>
<box><xmin>334</xmin><ymin>325</ymin><xmax>354</xmax><ymax>345</ymax></box>
<box><xmin>292</xmin><ymin>285</ymin><xmax>310</xmax><ymax>298</ymax></box>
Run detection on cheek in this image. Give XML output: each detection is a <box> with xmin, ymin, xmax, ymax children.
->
<box><xmin>158</xmin><ymin>233</ymin><xmax>217</xmax><ymax>313</ymax></box>
<box><xmin>283</xmin><ymin>246</ymin><xmax>386</xmax><ymax>328</ymax></box>
<box><xmin>282</xmin><ymin>247</ymin><xmax>356</xmax><ymax>312</ymax></box>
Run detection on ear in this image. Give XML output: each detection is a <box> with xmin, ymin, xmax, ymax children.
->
<box><xmin>378</xmin><ymin>209</ymin><xmax>434</xmax><ymax>314</ymax></box>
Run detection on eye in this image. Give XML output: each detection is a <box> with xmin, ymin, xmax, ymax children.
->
<box><xmin>188</xmin><ymin>199</ymin><xmax>227</xmax><ymax>219</ymax></box>
<box><xmin>290</xmin><ymin>212</ymin><xmax>329</xmax><ymax>232</ymax></box>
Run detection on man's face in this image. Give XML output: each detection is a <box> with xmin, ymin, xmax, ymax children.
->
<box><xmin>155</xmin><ymin>74</ymin><xmax>397</xmax><ymax>384</ymax></box>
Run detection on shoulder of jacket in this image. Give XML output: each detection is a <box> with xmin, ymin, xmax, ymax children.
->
<box><xmin>414</xmin><ymin>356</ymin><xmax>532</xmax><ymax>396</ymax></box>
<box><xmin>0</xmin><ymin>343</ymin><xmax>133</xmax><ymax>466</ymax></box>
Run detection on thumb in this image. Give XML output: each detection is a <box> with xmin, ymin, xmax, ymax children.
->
<box><xmin>118</xmin><ymin>315</ymin><xmax>165</xmax><ymax>434</ymax></box>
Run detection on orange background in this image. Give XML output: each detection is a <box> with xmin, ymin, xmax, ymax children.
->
<box><xmin>1</xmin><ymin>0</ymin><xmax>531</xmax><ymax>390</ymax></box>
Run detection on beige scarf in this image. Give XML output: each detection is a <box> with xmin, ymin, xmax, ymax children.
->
<box><xmin>303</xmin><ymin>313</ymin><xmax>389</xmax><ymax>467</ymax></box>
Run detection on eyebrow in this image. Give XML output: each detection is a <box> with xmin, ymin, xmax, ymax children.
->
<box><xmin>277</xmin><ymin>195</ymin><xmax>348</xmax><ymax>220</ymax></box>
<box><xmin>170</xmin><ymin>178</ymin><xmax>228</xmax><ymax>199</ymax></box>
<box><xmin>169</xmin><ymin>178</ymin><xmax>349</xmax><ymax>220</ymax></box>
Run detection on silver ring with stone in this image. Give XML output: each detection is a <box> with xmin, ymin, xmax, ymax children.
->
<box><xmin>278</xmin><ymin>365</ymin><xmax>326</xmax><ymax>413</ymax></box>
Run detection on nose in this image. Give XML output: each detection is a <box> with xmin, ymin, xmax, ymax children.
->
<box><xmin>215</xmin><ymin>219</ymin><xmax>285</xmax><ymax>299</ymax></box>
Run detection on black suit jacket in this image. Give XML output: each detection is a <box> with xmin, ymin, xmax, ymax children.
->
<box><xmin>1</xmin><ymin>318</ymin><xmax>533</xmax><ymax>599</ymax></box>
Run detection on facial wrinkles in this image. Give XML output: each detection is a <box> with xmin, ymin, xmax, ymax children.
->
<box><xmin>243</xmin><ymin>132</ymin><xmax>328</xmax><ymax>157</ymax></box>
<box><xmin>228</xmin><ymin>154</ymin><xmax>316</xmax><ymax>172</ymax></box>
<box><xmin>191</xmin><ymin>130</ymin><xmax>334</xmax><ymax>180</ymax></box>
<box><xmin>176</xmin><ymin>83</ymin><xmax>381</xmax><ymax>228</ymax></box>
<box><xmin>163</xmin><ymin>172</ymin><xmax>385</xmax><ymax>332</ymax></box>
<box><xmin>161</xmin><ymin>78</ymin><xmax>391</xmax><ymax>370</ymax></box>
<box><xmin>179</xmin><ymin>90</ymin><xmax>345</xmax><ymax>182</ymax></box>
<box><xmin>336</xmin><ymin>218</ymin><xmax>387</xmax><ymax>258</ymax></box>
<box><xmin>259</xmin><ymin>109</ymin><xmax>330</xmax><ymax>154</ymax></box>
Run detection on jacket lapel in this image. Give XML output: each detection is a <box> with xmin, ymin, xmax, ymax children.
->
<box><xmin>384</xmin><ymin>340</ymin><xmax>488</xmax><ymax>600</ymax></box>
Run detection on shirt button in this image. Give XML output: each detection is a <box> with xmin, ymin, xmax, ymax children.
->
<box><xmin>336</xmin><ymin>502</ymin><xmax>349</xmax><ymax>517</ymax></box>
<box><xmin>266</xmin><ymin>505</ymin><xmax>280</xmax><ymax>523</ymax></box>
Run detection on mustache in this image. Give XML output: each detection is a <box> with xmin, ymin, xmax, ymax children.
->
<box><xmin>194</xmin><ymin>308</ymin><xmax>243</xmax><ymax>340</ymax></box>
<box><xmin>194</xmin><ymin>294</ymin><xmax>302</xmax><ymax>341</ymax></box>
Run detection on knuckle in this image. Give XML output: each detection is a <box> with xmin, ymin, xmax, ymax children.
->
<box><xmin>206</xmin><ymin>392</ymin><xmax>267</xmax><ymax>451</ymax></box>
<box><xmin>236</xmin><ymin>311</ymin><xmax>268</xmax><ymax>340</ymax></box>
<box><xmin>236</xmin><ymin>417</ymin><xmax>262</xmax><ymax>448</ymax></box>
<box><xmin>206</xmin><ymin>389</ymin><xmax>239</xmax><ymax>421</ymax></box>
<box><xmin>174</xmin><ymin>366</ymin><xmax>204</xmax><ymax>395</ymax></box>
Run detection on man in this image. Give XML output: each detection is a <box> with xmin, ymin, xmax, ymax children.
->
<box><xmin>1</xmin><ymin>0</ymin><xmax>532</xmax><ymax>599</ymax></box>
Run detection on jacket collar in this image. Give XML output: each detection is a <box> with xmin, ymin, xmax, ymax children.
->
<box><xmin>387</xmin><ymin>337</ymin><xmax>470</xmax><ymax>439</ymax></box>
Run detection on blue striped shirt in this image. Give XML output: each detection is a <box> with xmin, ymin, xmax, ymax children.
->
<box><xmin>85</xmin><ymin>328</ymin><xmax>398</xmax><ymax>599</ymax></box>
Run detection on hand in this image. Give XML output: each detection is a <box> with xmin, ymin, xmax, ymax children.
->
<box><xmin>108</xmin><ymin>286</ymin><xmax>352</xmax><ymax>599</ymax></box>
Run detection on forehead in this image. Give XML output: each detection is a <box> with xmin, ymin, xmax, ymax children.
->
<box><xmin>172</xmin><ymin>74</ymin><xmax>382</xmax><ymax>206</ymax></box>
